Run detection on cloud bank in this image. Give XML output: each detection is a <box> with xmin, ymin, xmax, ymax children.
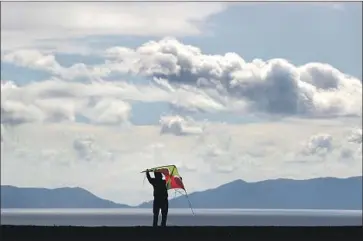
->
<box><xmin>103</xmin><ymin>38</ymin><xmax>362</xmax><ymax>117</ymax></box>
<box><xmin>3</xmin><ymin>38</ymin><xmax>361</xmax><ymax>125</ymax></box>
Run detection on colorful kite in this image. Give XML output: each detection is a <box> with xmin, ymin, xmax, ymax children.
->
<box><xmin>142</xmin><ymin>165</ymin><xmax>185</xmax><ymax>190</ymax></box>
<box><xmin>141</xmin><ymin>164</ymin><xmax>195</xmax><ymax>215</ymax></box>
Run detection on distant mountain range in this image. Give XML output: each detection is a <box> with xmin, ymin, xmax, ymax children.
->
<box><xmin>1</xmin><ymin>186</ymin><xmax>130</xmax><ymax>208</ymax></box>
<box><xmin>2</xmin><ymin>176</ymin><xmax>362</xmax><ymax>210</ymax></box>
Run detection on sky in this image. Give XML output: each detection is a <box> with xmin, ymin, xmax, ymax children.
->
<box><xmin>1</xmin><ymin>0</ymin><xmax>362</xmax><ymax>206</ymax></box>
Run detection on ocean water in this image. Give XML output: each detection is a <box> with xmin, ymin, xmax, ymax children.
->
<box><xmin>1</xmin><ymin>208</ymin><xmax>362</xmax><ymax>227</ymax></box>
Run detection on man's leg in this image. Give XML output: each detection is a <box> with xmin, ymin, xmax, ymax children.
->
<box><xmin>161</xmin><ymin>199</ymin><xmax>169</xmax><ymax>227</ymax></box>
<box><xmin>152</xmin><ymin>199</ymin><xmax>160</xmax><ymax>227</ymax></box>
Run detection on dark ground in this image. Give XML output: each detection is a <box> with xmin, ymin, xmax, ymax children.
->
<box><xmin>1</xmin><ymin>225</ymin><xmax>363</xmax><ymax>241</ymax></box>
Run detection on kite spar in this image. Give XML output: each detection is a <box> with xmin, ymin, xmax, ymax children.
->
<box><xmin>141</xmin><ymin>164</ymin><xmax>195</xmax><ymax>216</ymax></box>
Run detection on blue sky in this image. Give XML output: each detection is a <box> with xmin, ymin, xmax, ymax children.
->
<box><xmin>1</xmin><ymin>1</ymin><xmax>362</xmax><ymax>205</ymax></box>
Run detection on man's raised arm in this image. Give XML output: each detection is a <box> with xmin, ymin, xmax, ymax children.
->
<box><xmin>146</xmin><ymin>170</ymin><xmax>153</xmax><ymax>184</ymax></box>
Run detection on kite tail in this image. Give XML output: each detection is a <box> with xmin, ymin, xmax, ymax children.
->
<box><xmin>184</xmin><ymin>190</ymin><xmax>195</xmax><ymax>216</ymax></box>
<box><xmin>174</xmin><ymin>189</ymin><xmax>195</xmax><ymax>216</ymax></box>
<box><xmin>142</xmin><ymin>174</ymin><xmax>146</xmax><ymax>186</ymax></box>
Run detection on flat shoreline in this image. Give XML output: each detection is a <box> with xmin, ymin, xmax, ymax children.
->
<box><xmin>3</xmin><ymin>208</ymin><xmax>361</xmax><ymax>226</ymax></box>
<box><xmin>1</xmin><ymin>225</ymin><xmax>362</xmax><ymax>241</ymax></box>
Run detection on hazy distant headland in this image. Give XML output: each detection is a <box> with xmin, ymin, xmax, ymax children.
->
<box><xmin>1</xmin><ymin>176</ymin><xmax>362</xmax><ymax>210</ymax></box>
<box><xmin>1</xmin><ymin>186</ymin><xmax>130</xmax><ymax>209</ymax></box>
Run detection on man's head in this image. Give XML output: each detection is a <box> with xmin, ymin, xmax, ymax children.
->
<box><xmin>154</xmin><ymin>172</ymin><xmax>163</xmax><ymax>180</ymax></box>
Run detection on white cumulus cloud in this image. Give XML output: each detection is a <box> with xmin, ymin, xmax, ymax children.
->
<box><xmin>159</xmin><ymin>115</ymin><xmax>205</xmax><ymax>136</ymax></box>
<box><xmin>301</xmin><ymin>133</ymin><xmax>334</xmax><ymax>156</ymax></box>
<box><xmin>1</xmin><ymin>79</ymin><xmax>133</xmax><ymax>126</ymax></box>
<box><xmin>4</xmin><ymin>38</ymin><xmax>361</xmax><ymax>118</ymax></box>
<box><xmin>102</xmin><ymin>38</ymin><xmax>362</xmax><ymax>117</ymax></box>
<box><xmin>348</xmin><ymin>128</ymin><xmax>362</xmax><ymax>144</ymax></box>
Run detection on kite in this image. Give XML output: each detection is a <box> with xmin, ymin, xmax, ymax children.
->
<box><xmin>141</xmin><ymin>164</ymin><xmax>195</xmax><ymax>215</ymax></box>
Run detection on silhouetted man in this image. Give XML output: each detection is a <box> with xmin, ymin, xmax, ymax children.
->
<box><xmin>146</xmin><ymin>170</ymin><xmax>169</xmax><ymax>227</ymax></box>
